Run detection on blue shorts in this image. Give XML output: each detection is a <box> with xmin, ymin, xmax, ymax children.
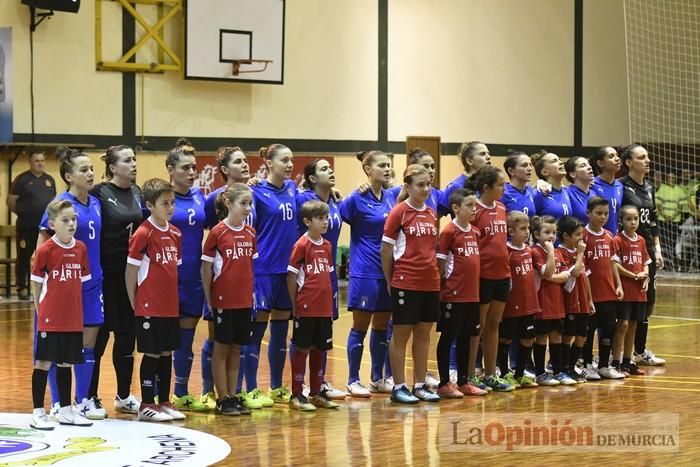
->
<box><xmin>83</xmin><ymin>285</ymin><xmax>104</xmax><ymax>327</ymax></box>
<box><xmin>179</xmin><ymin>282</ymin><xmax>205</xmax><ymax>319</ymax></box>
<box><xmin>347</xmin><ymin>276</ymin><xmax>392</xmax><ymax>313</ymax></box>
<box><xmin>254</xmin><ymin>273</ymin><xmax>293</xmax><ymax>312</ymax></box>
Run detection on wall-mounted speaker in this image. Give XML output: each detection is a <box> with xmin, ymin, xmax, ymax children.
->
<box><xmin>21</xmin><ymin>0</ymin><xmax>80</xmax><ymax>14</ymax></box>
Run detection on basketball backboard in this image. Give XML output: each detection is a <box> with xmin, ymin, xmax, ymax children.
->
<box><xmin>185</xmin><ymin>0</ymin><xmax>285</xmax><ymax>84</ymax></box>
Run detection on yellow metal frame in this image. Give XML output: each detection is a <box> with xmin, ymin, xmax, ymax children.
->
<box><xmin>95</xmin><ymin>0</ymin><xmax>183</xmax><ymax>73</ymax></box>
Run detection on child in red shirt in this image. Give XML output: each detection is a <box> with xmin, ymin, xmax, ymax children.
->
<box><xmin>287</xmin><ymin>200</ymin><xmax>339</xmax><ymax>411</ymax></box>
<box><xmin>126</xmin><ymin>178</ymin><xmax>184</xmax><ymax>422</ymax></box>
<box><xmin>613</xmin><ymin>205</ymin><xmax>651</xmax><ymax>376</ymax></box>
<box><xmin>30</xmin><ymin>200</ymin><xmax>92</xmax><ymax>430</ymax></box>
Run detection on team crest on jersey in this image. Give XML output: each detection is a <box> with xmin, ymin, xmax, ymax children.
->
<box><xmin>45</xmin><ymin>180</ymin><xmax>52</xmax><ymax>188</ymax></box>
<box><xmin>288</xmin><ymin>189</ymin><xmax>295</xmax><ymax>197</ymax></box>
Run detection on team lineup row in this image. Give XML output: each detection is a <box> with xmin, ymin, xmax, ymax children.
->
<box><xmin>26</xmin><ymin>140</ymin><xmax>665</xmax><ymax>428</ymax></box>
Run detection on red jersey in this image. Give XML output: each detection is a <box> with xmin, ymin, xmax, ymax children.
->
<box><xmin>288</xmin><ymin>234</ymin><xmax>335</xmax><ymax>317</ymax></box>
<box><xmin>503</xmin><ymin>243</ymin><xmax>540</xmax><ymax>318</ymax></box>
<box><xmin>127</xmin><ymin>217</ymin><xmax>182</xmax><ymax>318</ymax></box>
<box><xmin>471</xmin><ymin>200</ymin><xmax>510</xmax><ymax>280</ymax></box>
<box><xmin>559</xmin><ymin>246</ymin><xmax>590</xmax><ymax>314</ymax></box>
<box><xmin>382</xmin><ymin>201</ymin><xmax>440</xmax><ymax>291</ymax></box>
<box><xmin>531</xmin><ymin>244</ymin><xmax>566</xmax><ymax>320</ymax></box>
<box><xmin>614</xmin><ymin>232</ymin><xmax>652</xmax><ymax>303</ymax></box>
<box><xmin>583</xmin><ymin>226</ymin><xmax>619</xmax><ymax>303</ymax></box>
<box><xmin>31</xmin><ymin>236</ymin><xmax>91</xmax><ymax>332</ymax></box>
<box><xmin>436</xmin><ymin>220</ymin><xmax>480</xmax><ymax>302</ymax></box>
<box><xmin>201</xmin><ymin>220</ymin><xmax>258</xmax><ymax>309</ymax></box>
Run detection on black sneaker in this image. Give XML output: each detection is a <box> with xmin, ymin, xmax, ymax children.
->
<box><xmin>233</xmin><ymin>395</ymin><xmax>251</xmax><ymax>415</ymax></box>
<box><xmin>17</xmin><ymin>289</ymin><xmax>30</xmax><ymax>301</ymax></box>
<box><xmin>216</xmin><ymin>397</ymin><xmax>240</xmax><ymax>416</ymax></box>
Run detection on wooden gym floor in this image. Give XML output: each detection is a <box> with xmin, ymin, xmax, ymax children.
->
<box><xmin>0</xmin><ymin>275</ymin><xmax>698</xmax><ymax>466</ymax></box>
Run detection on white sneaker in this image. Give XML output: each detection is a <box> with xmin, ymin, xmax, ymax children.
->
<box><xmin>30</xmin><ymin>409</ymin><xmax>55</xmax><ymax>430</ymax></box>
<box><xmin>159</xmin><ymin>402</ymin><xmax>186</xmax><ymax>420</ymax></box>
<box><xmin>598</xmin><ymin>366</ymin><xmax>625</xmax><ymax>379</ymax></box>
<box><xmin>57</xmin><ymin>405</ymin><xmax>93</xmax><ymax>426</ymax></box>
<box><xmin>524</xmin><ymin>368</ymin><xmax>536</xmax><ymax>379</ymax></box>
<box><xmin>449</xmin><ymin>369</ymin><xmax>458</xmax><ymax>384</ymax></box>
<box><xmin>368</xmin><ymin>378</ymin><xmax>394</xmax><ymax>394</ymax></box>
<box><xmin>425</xmin><ymin>372</ymin><xmax>440</xmax><ymax>389</ymax></box>
<box><xmin>114</xmin><ymin>394</ymin><xmax>140</xmax><ymax>414</ymax></box>
<box><xmin>137</xmin><ymin>403</ymin><xmax>173</xmax><ymax>422</ymax></box>
<box><xmin>320</xmin><ymin>381</ymin><xmax>347</xmax><ymax>400</ymax></box>
<box><xmin>49</xmin><ymin>402</ymin><xmax>60</xmax><ymax>421</ymax></box>
<box><xmin>635</xmin><ymin>349</ymin><xmax>666</xmax><ymax>366</ymax></box>
<box><xmin>346</xmin><ymin>381</ymin><xmax>371</xmax><ymax>398</ymax></box>
<box><xmin>77</xmin><ymin>398</ymin><xmax>106</xmax><ymax>420</ymax></box>
<box><xmin>581</xmin><ymin>364</ymin><xmax>601</xmax><ymax>381</ymax></box>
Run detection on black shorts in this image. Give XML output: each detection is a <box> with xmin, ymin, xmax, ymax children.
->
<box><xmin>479</xmin><ymin>278</ymin><xmax>511</xmax><ymax>304</ymax></box>
<box><xmin>213</xmin><ymin>308</ymin><xmax>253</xmax><ymax>345</ymax></box>
<box><xmin>102</xmin><ymin>270</ymin><xmax>136</xmax><ymax>333</ymax></box>
<box><xmin>617</xmin><ymin>302</ymin><xmax>646</xmax><ymax>322</ymax></box>
<box><xmin>563</xmin><ymin>313</ymin><xmax>590</xmax><ymax>337</ymax></box>
<box><xmin>535</xmin><ymin>318</ymin><xmax>563</xmax><ymax>336</ymax></box>
<box><xmin>292</xmin><ymin>317</ymin><xmax>333</xmax><ymax>351</ymax></box>
<box><xmin>500</xmin><ymin>315</ymin><xmax>537</xmax><ymax>340</ymax></box>
<box><xmin>35</xmin><ymin>331</ymin><xmax>83</xmax><ymax>364</ymax></box>
<box><xmin>437</xmin><ymin>302</ymin><xmax>480</xmax><ymax>337</ymax></box>
<box><xmin>136</xmin><ymin>317</ymin><xmax>180</xmax><ymax>354</ymax></box>
<box><xmin>391</xmin><ymin>288</ymin><xmax>439</xmax><ymax>325</ymax></box>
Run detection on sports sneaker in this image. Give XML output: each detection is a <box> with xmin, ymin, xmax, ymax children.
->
<box><xmin>635</xmin><ymin>349</ymin><xmax>666</xmax><ymax>366</ymax></box>
<box><xmin>598</xmin><ymin>366</ymin><xmax>625</xmax><ymax>379</ymax></box>
<box><xmin>57</xmin><ymin>405</ymin><xmax>92</xmax><ymax>426</ymax></box>
<box><xmin>114</xmin><ymin>394</ymin><xmax>141</xmax><ymax>414</ymax></box>
<box><xmin>536</xmin><ymin>373</ymin><xmax>560</xmax><ymax>386</ymax></box>
<box><xmin>233</xmin><ymin>395</ymin><xmax>252</xmax><ymax>415</ymax></box>
<box><xmin>216</xmin><ymin>397</ymin><xmax>240</xmax><ymax>416</ymax></box>
<box><xmin>523</xmin><ymin>368</ymin><xmax>536</xmax><ymax>380</ymax></box>
<box><xmin>469</xmin><ymin>375</ymin><xmax>492</xmax><ymax>392</ymax></box>
<box><xmin>621</xmin><ymin>362</ymin><xmax>645</xmax><ymax>376</ymax></box>
<box><xmin>159</xmin><ymin>402</ymin><xmax>187</xmax><ymax>420</ymax></box>
<box><xmin>302</xmin><ymin>384</ymin><xmax>310</xmax><ymax>398</ymax></box>
<box><xmin>413</xmin><ymin>385</ymin><xmax>440</xmax><ymax>402</ymax></box>
<box><xmin>138</xmin><ymin>403</ymin><xmax>173</xmax><ymax>422</ymax></box>
<box><xmin>368</xmin><ymin>378</ymin><xmax>394</xmax><ymax>394</ymax></box>
<box><xmin>437</xmin><ymin>383</ymin><xmax>463</xmax><ymax>399</ymax></box>
<box><xmin>616</xmin><ymin>364</ymin><xmax>631</xmax><ymax>377</ymax></box>
<box><xmin>237</xmin><ymin>390</ymin><xmax>264</xmax><ymax>409</ymax></box>
<box><xmin>199</xmin><ymin>391</ymin><xmax>217</xmax><ymax>411</ymax></box>
<box><xmin>310</xmin><ymin>392</ymin><xmax>340</xmax><ymax>409</ymax></box>
<box><xmin>289</xmin><ymin>394</ymin><xmax>316</xmax><ymax>411</ymax></box>
<box><xmin>248</xmin><ymin>388</ymin><xmax>274</xmax><ymax>407</ymax></box>
<box><xmin>346</xmin><ymin>381</ymin><xmax>372</xmax><ymax>398</ymax></box>
<box><xmin>49</xmin><ymin>402</ymin><xmax>60</xmax><ymax>421</ymax></box>
<box><xmin>424</xmin><ymin>372</ymin><xmax>440</xmax><ymax>389</ymax></box>
<box><xmin>553</xmin><ymin>372</ymin><xmax>577</xmax><ymax>386</ymax></box>
<box><xmin>546</xmin><ymin>361</ymin><xmax>553</xmax><ymax>374</ymax></box>
<box><xmin>30</xmin><ymin>409</ymin><xmax>55</xmax><ymax>430</ymax></box>
<box><xmin>581</xmin><ymin>364</ymin><xmax>601</xmax><ymax>381</ymax></box>
<box><xmin>269</xmin><ymin>385</ymin><xmax>292</xmax><ymax>404</ymax></box>
<box><xmin>501</xmin><ymin>372</ymin><xmax>521</xmax><ymax>389</ymax></box>
<box><xmin>391</xmin><ymin>385</ymin><xmax>419</xmax><ymax>404</ymax></box>
<box><xmin>515</xmin><ymin>375</ymin><xmax>539</xmax><ymax>388</ymax></box>
<box><xmin>484</xmin><ymin>375</ymin><xmax>514</xmax><ymax>392</ymax></box>
<box><xmin>320</xmin><ymin>382</ymin><xmax>347</xmax><ymax>400</ymax></box>
<box><xmin>77</xmin><ymin>398</ymin><xmax>105</xmax><ymax>420</ymax></box>
<box><xmin>90</xmin><ymin>397</ymin><xmax>107</xmax><ymax>418</ymax></box>
<box><xmin>457</xmin><ymin>382</ymin><xmax>488</xmax><ymax>396</ymax></box>
<box><xmin>570</xmin><ymin>372</ymin><xmax>587</xmax><ymax>384</ymax></box>
<box><xmin>173</xmin><ymin>394</ymin><xmax>209</xmax><ymax>412</ymax></box>
<box><xmin>449</xmin><ymin>369</ymin><xmax>458</xmax><ymax>384</ymax></box>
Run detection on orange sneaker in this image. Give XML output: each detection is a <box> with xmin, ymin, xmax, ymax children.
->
<box><xmin>437</xmin><ymin>382</ymin><xmax>464</xmax><ymax>399</ymax></box>
<box><xmin>458</xmin><ymin>382</ymin><xmax>488</xmax><ymax>396</ymax></box>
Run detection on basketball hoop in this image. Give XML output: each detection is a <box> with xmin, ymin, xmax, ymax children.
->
<box><xmin>231</xmin><ymin>59</ymin><xmax>273</xmax><ymax>76</ymax></box>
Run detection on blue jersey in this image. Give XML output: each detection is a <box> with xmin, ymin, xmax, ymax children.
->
<box><xmin>501</xmin><ymin>183</ymin><xmax>536</xmax><ymax>217</ymax></box>
<box><xmin>592</xmin><ymin>177</ymin><xmax>624</xmax><ymax>235</ymax></box>
<box><xmin>39</xmin><ymin>191</ymin><xmax>102</xmax><ymax>292</ymax></box>
<box><xmin>171</xmin><ymin>188</ymin><xmax>206</xmax><ymax>285</ymax></box>
<box><xmin>534</xmin><ymin>186</ymin><xmax>572</xmax><ymax>220</ymax></box>
<box><xmin>339</xmin><ymin>188</ymin><xmax>395</xmax><ymax>279</ymax></box>
<box><xmin>566</xmin><ymin>185</ymin><xmax>593</xmax><ymax>225</ymax></box>
<box><xmin>205</xmin><ymin>185</ymin><xmax>257</xmax><ymax>229</ymax></box>
<box><xmin>388</xmin><ymin>186</ymin><xmax>442</xmax><ymax>213</ymax></box>
<box><xmin>296</xmin><ymin>190</ymin><xmax>342</xmax><ymax>262</ymax></box>
<box><xmin>438</xmin><ymin>174</ymin><xmax>469</xmax><ymax>217</ymax></box>
<box><xmin>252</xmin><ymin>179</ymin><xmax>298</xmax><ymax>274</ymax></box>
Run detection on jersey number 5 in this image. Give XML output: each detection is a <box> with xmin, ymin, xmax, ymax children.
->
<box><xmin>188</xmin><ymin>208</ymin><xmax>197</xmax><ymax>226</ymax></box>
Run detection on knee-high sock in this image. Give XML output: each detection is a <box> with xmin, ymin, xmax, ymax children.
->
<box><xmin>158</xmin><ymin>356</ymin><xmax>173</xmax><ymax>403</ymax></box>
<box><xmin>449</xmin><ymin>340</ymin><xmax>458</xmax><ymax>371</ymax></box>
<box><xmin>384</xmin><ymin>320</ymin><xmax>393</xmax><ymax>378</ymax></box>
<box><xmin>140</xmin><ymin>355</ymin><xmax>159</xmax><ymax>404</ymax></box>
<box><xmin>508</xmin><ymin>341</ymin><xmax>519</xmax><ymax>371</ymax></box>
<box><xmin>237</xmin><ymin>346</ymin><xmax>247</xmax><ymax>393</ymax></box>
<box><xmin>347</xmin><ymin>329</ymin><xmax>366</xmax><ymax>384</ymax></box>
<box><xmin>369</xmin><ymin>329</ymin><xmax>388</xmax><ymax>382</ymax></box>
<box><xmin>56</xmin><ymin>366</ymin><xmax>72</xmax><ymax>408</ymax></box>
<box><xmin>455</xmin><ymin>335</ymin><xmax>470</xmax><ymax>385</ymax></box>
<box><xmin>635</xmin><ymin>318</ymin><xmax>649</xmax><ymax>355</ymax></box>
<box><xmin>436</xmin><ymin>333</ymin><xmax>453</xmax><ymax>386</ymax></box>
<box><xmin>113</xmin><ymin>331</ymin><xmax>136</xmax><ymax>399</ymax></box>
<box><xmin>515</xmin><ymin>344</ymin><xmax>532</xmax><ymax>378</ymax></box>
<box><xmin>550</xmin><ymin>343</ymin><xmax>563</xmax><ymax>374</ymax></box>
<box><xmin>475</xmin><ymin>340</ymin><xmax>484</xmax><ymax>370</ymax></box>
<box><xmin>32</xmin><ymin>368</ymin><xmax>49</xmax><ymax>409</ymax></box>
<box><xmin>561</xmin><ymin>343</ymin><xmax>571</xmax><ymax>372</ymax></box>
<box><xmin>497</xmin><ymin>342</ymin><xmax>510</xmax><ymax>375</ymax></box>
<box><xmin>268</xmin><ymin>320</ymin><xmax>288</xmax><ymax>389</ymax></box>
<box><xmin>73</xmin><ymin>347</ymin><xmax>95</xmax><ymax>402</ymax></box>
<box><xmin>533</xmin><ymin>343</ymin><xmax>547</xmax><ymax>376</ymax></box>
<box><xmin>570</xmin><ymin>344</ymin><xmax>584</xmax><ymax>369</ymax></box>
<box><xmin>89</xmin><ymin>327</ymin><xmax>109</xmax><ymax>399</ymax></box>
<box><xmin>246</xmin><ymin>322</ymin><xmax>267</xmax><ymax>390</ymax></box>
<box><xmin>200</xmin><ymin>339</ymin><xmax>214</xmax><ymax>394</ymax></box>
<box><xmin>48</xmin><ymin>364</ymin><xmax>59</xmax><ymax>405</ymax></box>
<box><xmin>173</xmin><ymin>328</ymin><xmax>195</xmax><ymax>397</ymax></box>
<box><xmin>291</xmin><ymin>346</ymin><xmax>307</xmax><ymax>398</ymax></box>
<box><xmin>309</xmin><ymin>349</ymin><xmax>324</xmax><ymax>396</ymax></box>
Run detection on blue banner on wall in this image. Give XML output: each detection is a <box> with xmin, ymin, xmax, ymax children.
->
<box><xmin>0</xmin><ymin>27</ymin><xmax>12</xmax><ymax>142</ymax></box>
